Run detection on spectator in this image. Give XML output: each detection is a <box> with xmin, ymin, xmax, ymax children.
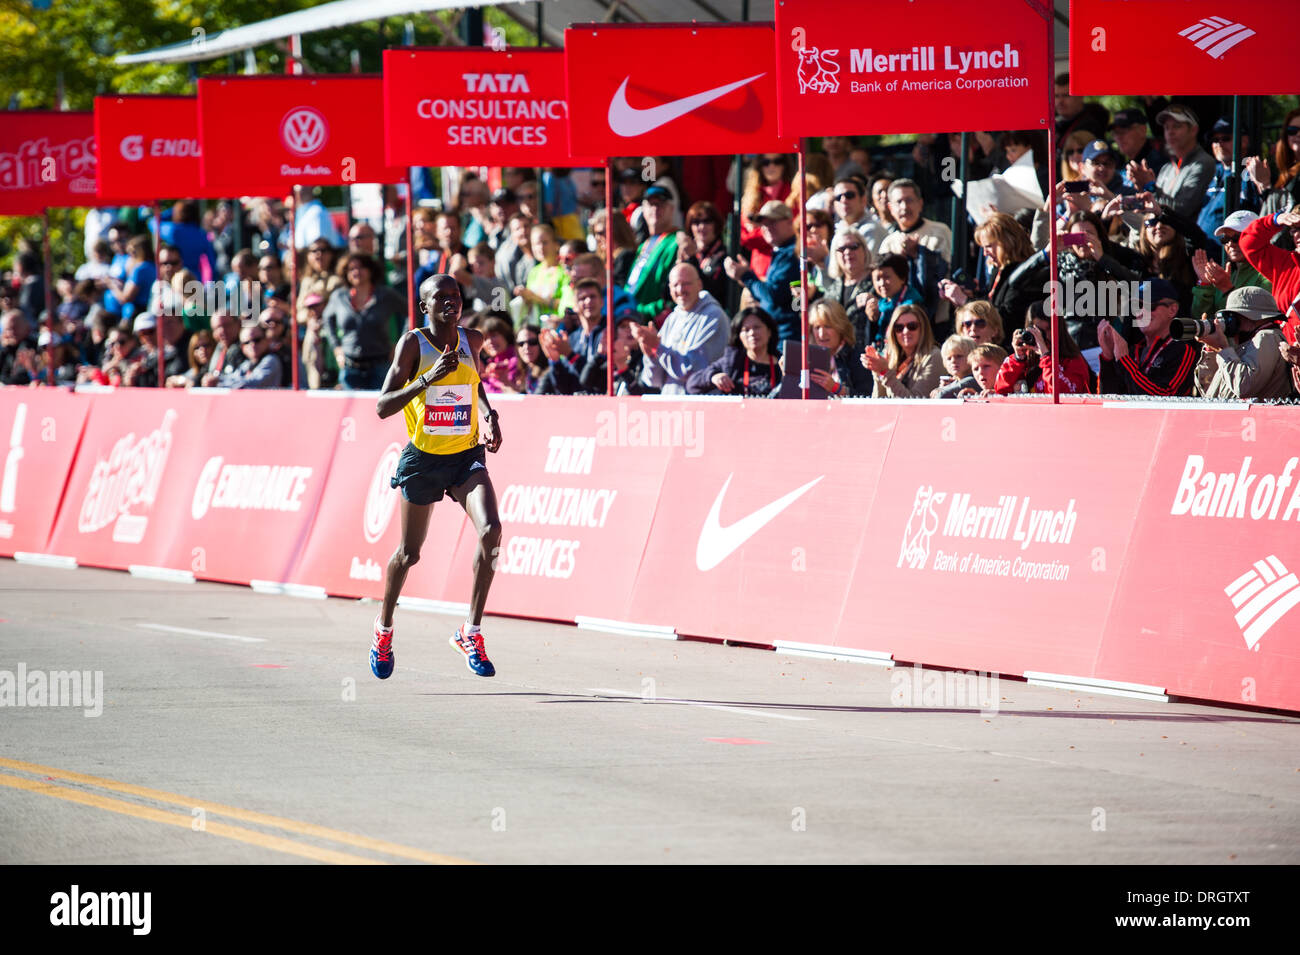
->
<box><xmin>823</xmin><ymin>228</ymin><xmax>877</xmax><ymax>346</ymax></box>
<box><xmin>147</xmin><ymin>244</ymin><xmax>184</xmax><ymax>318</ymax></box>
<box><xmin>808</xmin><ymin>299</ymin><xmax>873</xmax><ymax>397</ymax></box>
<box><xmin>78</xmin><ymin>322</ymin><xmax>137</xmax><ymax>386</ymax></box>
<box><xmin>129</xmin><ymin>311</ymin><xmax>190</xmax><ymax>388</ymax></box>
<box><xmin>206</xmin><ymin>201</ymin><xmax>236</xmax><ymax>277</ymax></box>
<box><xmin>514</xmin><ymin>177</ymin><xmax>541</xmax><ymax>223</ymax></box>
<box><xmin>1051</xmin><ymin>209</ymin><xmax>1146</xmax><ymax>370</ymax></box>
<box><xmin>169</xmin><ymin>328</ymin><xmax>215</xmax><ymax>388</ymax></box>
<box><xmin>862</xmin><ymin>304</ymin><xmax>943</xmax><ymax>398</ymax></box>
<box><xmin>478</xmin><ymin>314</ymin><xmax>522</xmax><ymax>393</ymax></box>
<box><xmin>830</xmin><ymin>176</ymin><xmax>888</xmax><ymax>256</ymax></box>
<box><xmin>121</xmin><ymin>314</ymin><xmax>159</xmax><ymax>387</ymax></box>
<box><xmin>589</xmin><ymin>208</ymin><xmax>638</xmax><ymax>288</ymax></box>
<box><xmin>941</xmin><ymin>213</ymin><xmax>1043</xmax><ymax>344</ymax></box>
<box><xmin>1197</xmin><ymin>119</ymin><xmax>1265</xmax><ymax>253</ymax></box>
<box><xmin>1238</xmin><ymin>207</ymin><xmax>1300</xmax><ymax>390</ymax></box>
<box><xmin>516</xmin><ymin>223</ymin><xmax>568</xmax><ymax>325</ymax></box>
<box><xmin>514</xmin><ymin>323</ymin><xmax>548</xmax><ymax>394</ymax></box>
<box><xmin>686</xmin><ymin>306</ymin><xmax>780</xmax><ymax>397</ymax></box>
<box><xmin>865</xmin><ymin>253</ymin><xmax>924</xmax><ymax>348</ymax></box>
<box><xmin>556</xmin><ymin>252</ymin><xmax>634</xmax><ymax>322</ymax></box>
<box><xmin>258</xmin><ymin>305</ymin><xmax>291</xmax><ymax>373</ymax></box>
<box><xmin>1</xmin><ymin>310</ymin><xmax>36</xmax><ymax>385</ymax></box>
<box><xmin>932</xmin><ymin>333</ymin><xmax>977</xmax><ymax>397</ymax></box>
<box><xmin>801</xmin><ymin>208</ymin><xmax>834</xmax><ymax>287</ymax></box>
<box><xmin>1129</xmin><ymin>106</ymin><xmax>1216</xmax><ymax>220</ymax></box>
<box><xmin>1261</xmin><ymin>108</ymin><xmax>1300</xmax><ymax>217</ymax></box>
<box><xmin>995</xmin><ymin>301</ymin><xmax>1091</xmax><ymax>395</ymax></box>
<box><xmin>154</xmin><ymin>200</ymin><xmax>217</xmax><ymax>275</ymax></box>
<box><xmin>869</xmin><ymin>173</ymin><xmax>896</xmax><ymax>230</ymax></box>
<box><xmin>347</xmin><ymin>221</ymin><xmax>379</xmax><ymax>259</ymax></box>
<box><xmin>223</xmin><ymin>250</ymin><xmax>259</xmax><ymax>314</ymax></box>
<box><xmin>219</xmin><ymin>322</ymin><xmax>284</xmax><ymax>389</ymax></box>
<box><xmin>624</xmin><ymin>185</ymin><xmax>680</xmax><ymax>323</ymax></box>
<box><xmin>464</xmin><ymin>243</ymin><xmax>512</xmax><ymax>314</ymax></box>
<box><xmin>822</xmin><ymin>136</ymin><xmax>861</xmax><ymax>181</ymax></box>
<box><xmin>291</xmin><ymin>185</ymin><xmax>343</xmax><ymax>250</ymax></box>
<box><xmin>299</xmin><ymin>240</ymin><xmax>343</xmax><ymax>325</ymax></box>
<box><xmin>76</xmin><ymin>240</ymin><xmax>114</xmax><ymax>283</ymax></box>
<box><xmin>204</xmin><ymin>311</ymin><xmax>245</xmax><ymax>385</ymax></box>
<box><xmin>676</xmin><ymin>201</ymin><xmax>729</xmax><ymax>305</ymax></box>
<box><xmin>954</xmin><ymin>300</ymin><xmax>1004</xmax><ymax>348</ymax></box>
<box><xmin>1192</xmin><ymin>286</ymin><xmax>1293</xmax><ymax>399</ymax></box>
<box><xmin>79</xmin><ymin>306</ymin><xmax>115</xmax><ymax>369</ymax></box>
<box><xmin>456</xmin><ymin>176</ymin><xmax>492</xmax><ymax>248</ymax></box>
<box><xmin>495</xmin><ymin>213</ymin><xmax>535</xmax><ymax>290</ymax></box>
<box><xmin>965</xmin><ymin>343</ymin><xmax>1009</xmax><ymax>396</ymax></box>
<box><xmin>257</xmin><ymin>253</ymin><xmax>284</xmax><ymax>308</ymax></box>
<box><xmin>483</xmin><ymin>188</ymin><xmax>518</xmax><ymax>252</ymax></box>
<box><xmin>324</xmin><ymin>253</ymin><xmax>406</xmax><ymax>390</ymax></box>
<box><xmin>633</xmin><ymin>263</ymin><xmax>728</xmax><ymax>394</ymax></box>
<box><xmin>1059</xmin><ymin>130</ymin><xmax>1095</xmax><ymax>190</ymax></box>
<box><xmin>1054</xmin><ymin>74</ymin><xmax>1109</xmax><ymax>141</ymax></box>
<box><xmin>1098</xmin><ymin>278</ymin><xmax>1196</xmax><ymax>396</ymax></box>
<box><xmin>542</xmin><ymin>168</ymin><xmax>583</xmax><ymax>241</ymax></box>
<box><xmin>414</xmin><ymin>210</ymin><xmax>469</xmax><ymax>292</ymax></box>
<box><xmin>537</xmin><ymin>277</ymin><xmax>606</xmax><ymax>395</ymax></box>
<box><xmin>877</xmin><ymin>178</ymin><xmax>953</xmax><ymax>333</ymax></box>
<box><xmin>616</xmin><ymin>167</ymin><xmax>649</xmax><ymax>241</ymax></box>
<box><xmin>299</xmin><ymin>293</ymin><xmax>337</xmax><ymax>390</ymax></box>
<box><xmin>724</xmin><ymin>200</ymin><xmax>801</xmax><ymax>343</ymax></box>
<box><xmin>1192</xmin><ymin>211</ymin><xmax>1272</xmax><ymax>321</ymax></box>
<box><xmin>104</xmin><ymin>236</ymin><xmax>155</xmax><ymax>322</ymax></box>
<box><xmin>998</xmin><ymin>130</ymin><xmax>1050</xmax><ymax>195</ymax></box>
<box><xmin>1136</xmin><ymin>210</ymin><xmax>1197</xmax><ymax>315</ymax></box>
<box><xmin>1079</xmin><ymin>140</ymin><xmax>1132</xmax><ymax>214</ymax></box>
<box><xmin>740</xmin><ymin>154</ymin><xmax>795</xmax><ymax>279</ymax></box>
<box><xmin>1110</xmin><ymin>108</ymin><xmax>1168</xmax><ymax>190</ymax></box>
<box><xmin>578</xmin><ymin>315</ymin><xmax>649</xmax><ymax>396</ymax></box>
<box><xmin>796</xmin><ymin>151</ymin><xmax>835</xmax><ymax>214</ymax></box>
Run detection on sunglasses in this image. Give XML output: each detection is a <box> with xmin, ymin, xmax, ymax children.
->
<box><xmin>158</xmin><ymin>259</ymin><xmax>181</xmax><ymax>267</ymax></box>
<box><xmin>689</xmin><ymin>218</ymin><xmax>713</xmax><ymax>227</ymax></box>
<box><xmin>760</xmin><ymin>158</ymin><xmax>785</xmax><ymax>167</ymax></box>
<box><xmin>1286</xmin><ymin>126</ymin><xmax>1300</xmax><ymax>136</ymax></box>
<box><xmin>1211</xmin><ymin>135</ymin><xmax>1232</xmax><ymax>144</ymax></box>
<box><xmin>961</xmin><ymin>318</ymin><xmax>988</xmax><ymax>329</ymax></box>
<box><xmin>895</xmin><ymin>322</ymin><xmax>920</xmax><ymax>332</ymax></box>
<box><xmin>833</xmin><ymin>192</ymin><xmax>859</xmax><ymax>202</ymax></box>
<box><xmin>516</xmin><ymin>338</ymin><xmax>540</xmax><ymax>347</ymax></box>
<box><xmin>242</xmin><ymin>336</ymin><xmax>265</xmax><ymax>345</ymax></box>
<box><xmin>836</xmin><ymin>245</ymin><xmax>863</xmax><ymax>254</ymax></box>
<box><xmin>1144</xmin><ymin>217</ymin><xmax>1170</xmax><ymax>228</ymax></box>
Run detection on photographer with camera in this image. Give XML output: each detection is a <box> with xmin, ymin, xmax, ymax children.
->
<box><xmin>1098</xmin><ymin>278</ymin><xmax>1197</xmax><ymax>396</ymax></box>
<box><xmin>995</xmin><ymin>301</ymin><xmax>1091</xmax><ymax>395</ymax></box>
<box><xmin>1188</xmin><ymin>286</ymin><xmax>1293</xmax><ymax>400</ymax></box>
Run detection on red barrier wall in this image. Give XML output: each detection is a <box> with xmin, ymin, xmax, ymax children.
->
<box><xmin>4</xmin><ymin>389</ymin><xmax>1297</xmax><ymax>712</ymax></box>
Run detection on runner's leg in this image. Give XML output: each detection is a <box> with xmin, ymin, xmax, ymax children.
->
<box><xmin>451</xmin><ymin>471</ymin><xmax>501</xmax><ymax>626</ymax></box>
<box><xmin>381</xmin><ymin>497</ymin><xmax>433</xmax><ymax>628</ymax></box>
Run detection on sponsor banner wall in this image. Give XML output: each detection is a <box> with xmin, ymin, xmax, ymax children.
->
<box><xmin>1070</xmin><ymin>0</ymin><xmax>1299</xmax><ymax>95</ymax></box>
<box><xmin>0</xmin><ymin>389</ymin><xmax>90</xmax><ymax>557</ymax></box>
<box><xmin>564</xmin><ymin>23</ymin><xmax>795</xmax><ymax>158</ymax></box>
<box><xmin>0</xmin><ymin>112</ymin><xmax>98</xmax><ymax>214</ymax></box>
<box><xmin>840</xmin><ymin>403</ymin><xmax>1161</xmax><ymax>678</ymax></box>
<box><xmin>197</xmin><ymin>76</ymin><xmax>405</xmax><ymax>194</ymax></box>
<box><xmin>286</xmin><ymin>396</ymin><xmax>470</xmax><ymax>600</ymax></box>
<box><xmin>94</xmin><ymin>95</ymin><xmax>219</xmax><ymax>200</ymax></box>
<box><xmin>624</xmin><ymin>401</ymin><xmax>898</xmax><ymax>644</ymax></box>
<box><xmin>1097</xmin><ymin>406</ymin><xmax>1300</xmax><ymax>711</ymax></box>
<box><xmin>774</xmin><ymin>0</ymin><xmax>1050</xmax><ymax>136</ymax></box>
<box><xmin>384</xmin><ymin>49</ymin><xmax>601</xmax><ymax>168</ymax></box>
<box><xmin>440</xmin><ymin>397</ymin><xmax>673</xmax><ymax>621</ymax></box>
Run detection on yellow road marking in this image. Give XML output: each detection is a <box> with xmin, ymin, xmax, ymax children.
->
<box><xmin>0</xmin><ymin>772</ymin><xmax>383</xmax><ymax>865</ymax></box>
<box><xmin>0</xmin><ymin>757</ymin><xmax>476</xmax><ymax>866</ymax></box>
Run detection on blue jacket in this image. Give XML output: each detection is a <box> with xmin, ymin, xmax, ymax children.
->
<box><xmin>742</xmin><ymin>237</ymin><xmax>800</xmax><ymax>343</ymax></box>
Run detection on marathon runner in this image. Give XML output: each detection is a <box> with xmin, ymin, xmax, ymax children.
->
<box><xmin>370</xmin><ymin>274</ymin><xmax>503</xmax><ymax>679</ymax></box>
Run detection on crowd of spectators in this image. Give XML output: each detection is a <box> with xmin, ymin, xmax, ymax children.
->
<box><xmin>5</xmin><ymin>84</ymin><xmax>1300</xmax><ymax>401</ymax></box>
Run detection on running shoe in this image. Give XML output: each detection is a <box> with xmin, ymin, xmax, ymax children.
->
<box><xmin>450</xmin><ymin>627</ymin><xmax>495</xmax><ymax>677</ymax></box>
<box><xmin>371</xmin><ymin>617</ymin><xmax>395</xmax><ymax>680</ymax></box>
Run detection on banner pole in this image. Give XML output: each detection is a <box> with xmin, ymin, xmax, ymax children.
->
<box><xmin>153</xmin><ymin>201</ymin><xmax>162</xmax><ymax>388</ymax></box>
<box><xmin>605</xmin><ymin>157</ymin><xmax>614</xmax><ymax>397</ymax></box>
<box><xmin>405</xmin><ymin>180</ymin><xmax>416</xmax><ymax>331</ymax></box>
<box><xmin>1047</xmin><ymin>5</ymin><xmax>1059</xmax><ymax>404</ymax></box>
<box><xmin>289</xmin><ymin>187</ymin><xmax>300</xmax><ymax>390</ymax></box>
<box><xmin>42</xmin><ymin>209</ymin><xmax>55</xmax><ymax>387</ymax></box>
<box><xmin>798</xmin><ymin>139</ymin><xmax>808</xmax><ymax>401</ymax></box>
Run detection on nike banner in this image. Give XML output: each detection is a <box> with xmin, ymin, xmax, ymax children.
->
<box><xmin>1070</xmin><ymin>0</ymin><xmax>1300</xmax><ymax>94</ymax></box>
<box><xmin>384</xmin><ymin>48</ymin><xmax>601</xmax><ymax>168</ymax></box>
<box><xmin>0</xmin><ymin>112</ymin><xmax>106</xmax><ymax>215</ymax></box>
<box><xmin>564</xmin><ymin>23</ymin><xmax>795</xmax><ymax>157</ymax></box>
<box><xmin>774</xmin><ymin>0</ymin><xmax>1051</xmax><ymax>136</ymax></box>
<box><xmin>95</xmin><ymin>95</ymin><xmax>225</xmax><ymax>201</ymax></box>
<box><xmin>197</xmin><ymin>75</ymin><xmax>406</xmax><ymax>195</ymax></box>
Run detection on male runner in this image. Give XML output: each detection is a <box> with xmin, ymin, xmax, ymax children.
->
<box><xmin>370</xmin><ymin>274</ymin><xmax>503</xmax><ymax>679</ymax></box>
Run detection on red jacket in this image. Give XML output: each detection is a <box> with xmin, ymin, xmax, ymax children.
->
<box><xmin>740</xmin><ymin>181</ymin><xmax>791</xmax><ymax>281</ymax></box>
<box><xmin>1239</xmin><ymin>213</ymin><xmax>1300</xmax><ymax>345</ymax></box>
<box><xmin>995</xmin><ymin>353</ymin><xmax>1091</xmax><ymax>395</ymax></box>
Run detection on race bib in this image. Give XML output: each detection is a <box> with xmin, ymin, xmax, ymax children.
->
<box><xmin>422</xmin><ymin>383</ymin><xmax>473</xmax><ymax>436</ymax></box>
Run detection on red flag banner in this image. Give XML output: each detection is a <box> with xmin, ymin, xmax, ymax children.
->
<box><xmin>564</xmin><ymin>23</ymin><xmax>794</xmax><ymax>157</ymax></box>
<box><xmin>384</xmin><ymin>48</ymin><xmax>600</xmax><ymax>168</ymax></box>
<box><xmin>0</xmin><ymin>111</ymin><xmax>98</xmax><ymax>214</ymax></box>
<box><xmin>95</xmin><ymin>95</ymin><xmax>223</xmax><ymax>200</ymax></box>
<box><xmin>1070</xmin><ymin>0</ymin><xmax>1300</xmax><ymax>95</ymax></box>
<box><xmin>774</xmin><ymin>0</ymin><xmax>1051</xmax><ymax>136</ymax></box>
<box><xmin>197</xmin><ymin>75</ymin><xmax>405</xmax><ymax>194</ymax></box>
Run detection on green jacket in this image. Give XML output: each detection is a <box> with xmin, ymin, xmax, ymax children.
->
<box><xmin>1191</xmin><ymin>262</ymin><xmax>1271</xmax><ymax>322</ymax></box>
<box><xmin>625</xmin><ymin>233</ymin><xmax>679</xmax><ymax>321</ymax></box>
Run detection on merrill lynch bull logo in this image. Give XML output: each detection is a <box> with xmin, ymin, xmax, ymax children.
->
<box><xmin>898</xmin><ymin>485</ymin><xmax>945</xmax><ymax>569</ymax></box>
<box><xmin>797</xmin><ymin>47</ymin><xmax>841</xmax><ymax>94</ymax></box>
<box><xmin>280</xmin><ymin>107</ymin><xmax>328</xmax><ymax>157</ymax></box>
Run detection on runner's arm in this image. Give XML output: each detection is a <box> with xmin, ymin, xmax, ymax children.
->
<box><xmin>376</xmin><ymin>331</ymin><xmax>427</xmax><ymax>419</ymax></box>
<box><xmin>466</xmin><ymin>327</ymin><xmax>502</xmax><ymax>451</ymax></box>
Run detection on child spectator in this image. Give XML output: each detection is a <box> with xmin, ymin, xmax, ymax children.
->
<box><xmin>966</xmin><ymin>343</ymin><xmax>1009</xmax><ymax>396</ymax></box>
<box><xmin>932</xmin><ymin>334</ymin><xmax>977</xmax><ymax>397</ymax></box>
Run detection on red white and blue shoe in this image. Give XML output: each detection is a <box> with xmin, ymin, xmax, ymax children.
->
<box><xmin>370</xmin><ymin>617</ymin><xmax>394</xmax><ymax>680</ymax></box>
<box><xmin>450</xmin><ymin>627</ymin><xmax>495</xmax><ymax>677</ymax></box>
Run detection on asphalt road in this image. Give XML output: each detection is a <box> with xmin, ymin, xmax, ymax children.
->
<box><xmin>1</xmin><ymin>562</ymin><xmax>1296</xmax><ymax>865</ymax></box>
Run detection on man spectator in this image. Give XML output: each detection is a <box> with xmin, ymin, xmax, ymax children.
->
<box><xmin>557</xmin><ymin>252</ymin><xmax>634</xmax><ymax>320</ymax></box>
<box><xmin>1196</xmin><ymin>118</ymin><xmax>1265</xmax><ymax>254</ymax></box>
<box><xmin>218</xmin><ymin>322</ymin><xmax>284</xmax><ymax>389</ymax></box>
<box><xmin>348</xmin><ymin>222</ymin><xmax>379</xmax><ymax>258</ymax></box>
<box><xmin>148</xmin><ymin>245</ymin><xmax>184</xmax><ymax>317</ymax></box>
<box><xmin>1</xmin><ymin>310</ymin><xmax>36</xmax><ymax>386</ymax></box>
<box><xmin>203</xmin><ymin>310</ymin><xmax>244</xmax><ymax>385</ymax></box>
<box><xmin>495</xmin><ymin>212</ymin><xmax>535</xmax><ymax>290</ymax></box>
<box><xmin>1193</xmin><ymin>286</ymin><xmax>1293</xmax><ymax>399</ymax></box>
<box><xmin>1098</xmin><ymin>279</ymin><xmax>1196</xmax><ymax>396</ymax></box>
<box><xmin>1055</xmin><ymin>73</ymin><xmax>1109</xmax><ymax>142</ymax></box>
<box><xmin>1109</xmin><ymin>108</ymin><xmax>1168</xmax><ymax>191</ymax></box>
<box><xmin>1128</xmin><ymin>105</ymin><xmax>1216</xmax><ymax>220</ymax></box>
<box><xmin>822</xmin><ymin>136</ymin><xmax>862</xmax><ymax>181</ymax></box>
<box><xmin>624</xmin><ymin>185</ymin><xmax>680</xmax><ymax>323</ymax></box>
<box><xmin>13</xmin><ymin>252</ymin><xmax>45</xmax><ymax>324</ymax></box>
<box><xmin>484</xmin><ymin>188</ymin><xmax>518</xmax><ymax>252</ymax></box>
<box><xmin>1079</xmin><ymin>140</ymin><xmax>1131</xmax><ymax>213</ymax></box>
<box><xmin>537</xmin><ymin>277</ymin><xmax>606</xmax><ymax>394</ymax></box>
<box><xmin>154</xmin><ymin>200</ymin><xmax>217</xmax><ymax>275</ymax></box>
<box><xmin>617</xmin><ymin>168</ymin><xmax>649</xmax><ymax>242</ymax></box>
<box><xmin>130</xmin><ymin>311</ymin><xmax>191</xmax><ymax>388</ymax></box>
<box><xmin>413</xmin><ymin>210</ymin><xmax>468</xmax><ymax>291</ymax></box>
<box><xmin>724</xmin><ymin>200</ymin><xmax>801</xmax><ymax>343</ymax></box>
<box><xmin>76</xmin><ymin>240</ymin><xmax>114</xmax><ymax>283</ymax></box>
<box><xmin>291</xmin><ymin>185</ymin><xmax>342</xmax><ymax>250</ymax></box>
<box><xmin>633</xmin><ymin>263</ymin><xmax>728</xmax><ymax>394</ymax></box>
<box><xmin>877</xmin><ymin>179</ymin><xmax>953</xmax><ymax>333</ymax></box>
<box><xmin>831</xmin><ymin>177</ymin><xmax>887</xmax><ymax>255</ymax></box>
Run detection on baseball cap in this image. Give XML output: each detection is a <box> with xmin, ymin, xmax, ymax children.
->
<box><xmin>302</xmin><ymin>292</ymin><xmax>325</xmax><ymax>308</ymax></box>
<box><xmin>1212</xmin><ymin>117</ymin><xmax>1232</xmax><ymax>135</ymax></box>
<box><xmin>643</xmin><ymin>185</ymin><xmax>673</xmax><ymax>202</ymax></box>
<box><xmin>755</xmin><ymin>200</ymin><xmax>793</xmax><ymax>222</ymax></box>
<box><xmin>489</xmin><ymin>187</ymin><xmax>517</xmax><ymax>205</ymax></box>
<box><xmin>1082</xmin><ymin>139</ymin><xmax>1119</xmax><ymax>163</ymax></box>
<box><xmin>1136</xmin><ymin>278</ymin><xmax>1180</xmax><ymax>308</ymax></box>
<box><xmin>1156</xmin><ymin>104</ymin><xmax>1199</xmax><ymax>128</ymax></box>
<box><xmin>1108</xmin><ymin>108</ymin><xmax>1147</xmax><ymax>131</ymax></box>
<box><xmin>1215</xmin><ymin>210</ymin><xmax>1259</xmax><ymax>238</ymax></box>
<box><xmin>617</xmin><ymin>167</ymin><xmax>644</xmax><ymax>184</ymax></box>
<box><xmin>1223</xmin><ymin>286</ymin><xmax>1282</xmax><ymax>322</ymax></box>
<box><xmin>133</xmin><ymin>314</ymin><xmax>158</xmax><ymax>332</ymax></box>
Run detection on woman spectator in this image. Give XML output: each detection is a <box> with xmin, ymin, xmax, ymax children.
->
<box><xmin>1059</xmin><ymin>130</ymin><xmax>1093</xmax><ymax>186</ymax></box>
<box><xmin>516</xmin><ymin>223</ymin><xmax>567</xmax><ymax>325</ymax></box>
<box><xmin>687</xmin><ymin>306</ymin><xmax>780</xmax><ymax>396</ymax></box>
<box><xmin>299</xmin><ymin>292</ymin><xmax>338</xmax><ymax>390</ymax></box>
<box><xmin>801</xmin><ymin>152</ymin><xmax>836</xmax><ymax>213</ymax></box>
<box><xmin>862</xmin><ymin>303</ymin><xmax>943</xmax><ymax>398</ymax></box>
<box><xmin>995</xmin><ymin>301</ymin><xmax>1091</xmax><ymax>395</ymax></box>
<box><xmin>478</xmin><ymin>314</ymin><xmax>522</xmax><ymax>393</ymax></box>
<box><xmin>1191</xmin><ymin>212</ymin><xmax>1272</xmax><ymax>321</ymax></box>
<box><xmin>577</xmin><ymin>315</ymin><xmax>650</xmax><ymax>395</ymax></box>
<box><xmin>866</xmin><ymin>254</ymin><xmax>924</xmax><ymax>347</ymax></box>
<box><xmin>105</xmin><ymin>235</ymin><xmax>155</xmax><ymax>322</ymax></box>
<box><xmin>801</xmin><ymin>208</ymin><xmax>835</xmax><ymax>288</ymax></box>
<box><xmin>1261</xmin><ymin>107</ymin><xmax>1300</xmax><ymax>217</ymax></box>
<box><xmin>168</xmin><ymin>328</ymin><xmax>215</xmax><ymax>388</ymax></box>
<box><xmin>1136</xmin><ymin>210</ymin><xmax>1197</xmax><ymax>315</ymax></box>
<box><xmin>823</xmin><ymin>228</ymin><xmax>877</xmax><ymax>346</ymax></box>
<box><xmin>513</xmin><ymin>323</ymin><xmax>549</xmax><ymax>394</ymax></box>
<box><xmin>1052</xmin><ymin>210</ymin><xmax>1146</xmax><ymax>370</ymax></box>
<box><xmin>259</xmin><ymin>306</ymin><xmax>292</xmax><ymax>375</ymax></box>
<box><xmin>953</xmin><ymin>299</ymin><xmax>1004</xmax><ymax>347</ymax></box>
<box><xmin>589</xmin><ymin>209</ymin><xmax>638</xmax><ymax>288</ymax></box>
<box><xmin>323</xmin><ymin>253</ymin><xmax>406</xmax><ymax>390</ymax></box>
<box><xmin>808</xmin><ymin>299</ymin><xmax>873</xmax><ymax>397</ymax></box>
<box><xmin>92</xmin><ymin>324</ymin><xmax>141</xmax><ymax>386</ymax></box>
<box><xmin>298</xmin><ymin>240</ymin><xmax>342</xmax><ymax>326</ymax></box>
<box><xmin>740</xmin><ymin>153</ymin><xmax>795</xmax><ymax>280</ymax></box>
<box><xmin>676</xmin><ymin>201</ymin><xmax>729</xmax><ymax>305</ymax></box>
<box><xmin>869</xmin><ymin>174</ymin><xmax>896</xmax><ymax>230</ymax></box>
<box><xmin>940</xmin><ymin>212</ymin><xmax>1045</xmax><ymax>344</ymax></box>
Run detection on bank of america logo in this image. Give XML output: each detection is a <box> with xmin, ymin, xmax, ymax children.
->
<box><xmin>1178</xmin><ymin>17</ymin><xmax>1255</xmax><ymax>59</ymax></box>
<box><xmin>1224</xmin><ymin>556</ymin><xmax>1300</xmax><ymax>650</ymax></box>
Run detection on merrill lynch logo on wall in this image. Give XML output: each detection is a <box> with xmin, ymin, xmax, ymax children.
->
<box><xmin>897</xmin><ymin>485</ymin><xmax>1076</xmax><ymax>583</ymax></box>
<box><xmin>795</xmin><ymin>43</ymin><xmax>1028</xmax><ymax>95</ymax></box>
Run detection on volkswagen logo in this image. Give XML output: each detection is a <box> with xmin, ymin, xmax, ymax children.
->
<box><xmin>279</xmin><ymin>106</ymin><xmax>328</xmax><ymax>157</ymax></box>
<box><xmin>363</xmin><ymin>443</ymin><xmax>403</xmax><ymax>544</ymax></box>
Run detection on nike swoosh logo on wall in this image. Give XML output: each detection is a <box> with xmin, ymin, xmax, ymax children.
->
<box><xmin>695</xmin><ymin>473</ymin><xmax>824</xmax><ymax>572</ymax></box>
<box><xmin>607</xmin><ymin>72</ymin><xmax>767</xmax><ymax>137</ymax></box>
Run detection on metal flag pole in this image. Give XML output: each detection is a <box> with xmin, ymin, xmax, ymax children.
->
<box><xmin>289</xmin><ymin>188</ymin><xmax>300</xmax><ymax>390</ymax></box>
<box><xmin>798</xmin><ymin>139</ymin><xmax>808</xmax><ymax>401</ymax></box>
<box><xmin>606</xmin><ymin>157</ymin><xmax>615</xmax><ymax>397</ymax></box>
<box><xmin>153</xmin><ymin>201</ymin><xmax>163</xmax><ymax>388</ymax></box>
<box><xmin>42</xmin><ymin>209</ymin><xmax>55</xmax><ymax>386</ymax></box>
<box><xmin>1045</xmin><ymin>4</ymin><xmax>1059</xmax><ymax>404</ymax></box>
<box><xmin>405</xmin><ymin>182</ymin><xmax>416</xmax><ymax>330</ymax></box>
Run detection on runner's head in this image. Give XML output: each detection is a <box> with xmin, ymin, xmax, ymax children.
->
<box><xmin>419</xmin><ymin>274</ymin><xmax>462</xmax><ymax>327</ymax></box>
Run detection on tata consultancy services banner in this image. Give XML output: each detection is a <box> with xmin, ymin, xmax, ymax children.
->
<box><xmin>95</xmin><ymin>95</ymin><xmax>225</xmax><ymax>200</ymax></box>
<box><xmin>1070</xmin><ymin>0</ymin><xmax>1298</xmax><ymax>95</ymax></box>
<box><xmin>384</xmin><ymin>48</ymin><xmax>600</xmax><ymax>168</ymax></box>
<box><xmin>197</xmin><ymin>76</ymin><xmax>405</xmax><ymax>195</ymax></box>
<box><xmin>774</xmin><ymin>0</ymin><xmax>1050</xmax><ymax>136</ymax></box>
<box><xmin>564</xmin><ymin>23</ymin><xmax>793</xmax><ymax>157</ymax></box>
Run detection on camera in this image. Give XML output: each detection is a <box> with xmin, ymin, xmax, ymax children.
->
<box><xmin>1120</xmin><ymin>195</ymin><xmax>1146</xmax><ymax>211</ymax></box>
<box><xmin>1063</xmin><ymin>181</ymin><xmax>1090</xmax><ymax>194</ymax></box>
<box><xmin>1170</xmin><ymin>310</ymin><xmax>1248</xmax><ymax>341</ymax></box>
<box><xmin>1014</xmin><ymin>328</ymin><xmax>1037</xmax><ymax>349</ymax></box>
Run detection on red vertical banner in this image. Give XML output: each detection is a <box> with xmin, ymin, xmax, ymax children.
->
<box><xmin>94</xmin><ymin>95</ymin><xmax>221</xmax><ymax>200</ymax></box>
<box><xmin>0</xmin><ymin>390</ymin><xmax>90</xmax><ymax>557</ymax></box>
<box><xmin>773</xmin><ymin>0</ymin><xmax>1050</xmax><ymax>136</ymax></box>
<box><xmin>0</xmin><ymin>112</ymin><xmax>98</xmax><ymax>214</ymax></box>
